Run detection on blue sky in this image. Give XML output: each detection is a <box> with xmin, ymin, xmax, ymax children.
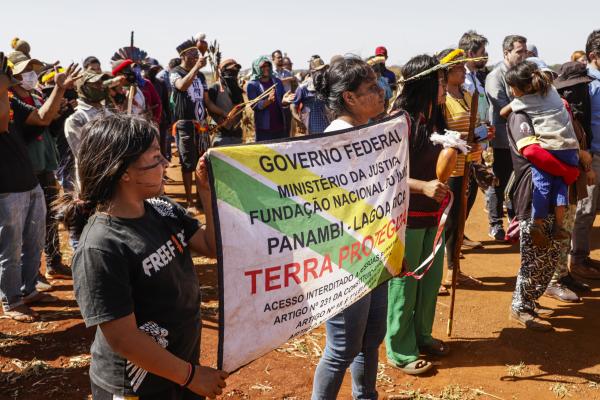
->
<box><xmin>2</xmin><ymin>0</ymin><xmax>597</xmax><ymax>71</ymax></box>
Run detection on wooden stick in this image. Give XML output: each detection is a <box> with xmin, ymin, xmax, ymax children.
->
<box><xmin>447</xmin><ymin>89</ymin><xmax>479</xmax><ymax>337</ymax></box>
<box><xmin>208</xmin><ymin>84</ymin><xmax>276</xmax><ymax>134</ymax></box>
<box><xmin>126</xmin><ymin>86</ymin><xmax>135</xmax><ymax>115</ymax></box>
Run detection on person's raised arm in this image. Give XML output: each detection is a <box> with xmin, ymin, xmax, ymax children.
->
<box><xmin>174</xmin><ymin>58</ymin><xmax>205</xmax><ymax>92</ymax></box>
<box><xmin>189</xmin><ymin>157</ymin><xmax>216</xmax><ymax>257</ymax></box>
<box><xmin>100</xmin><ymin>313</ymin><xmax>228</xmax><ymax>398</ymax></box>
<box><xmin>25</xmin><ymin>63</ymin><xmax>82</xmax><ymax>126</ymax></box>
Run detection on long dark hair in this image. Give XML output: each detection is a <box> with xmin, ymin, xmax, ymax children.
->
<box><xmin>313</xmin><ymin>56</ymin><xmax>373</xmax><ymax>118</ymax></box>
<box><xmin>505</xmin><ymin>60</ymin><xmax>551</xmax><ymax>96</ymax></box>
<box><xmin>393</xmin><ymin>54</ymin><xmax>446</xmax><ymax>150</ymax></box>
<box><xmin>55</xmin><ymin>114</ymin><xmax>158</xmax><ymax>234</ymax></box>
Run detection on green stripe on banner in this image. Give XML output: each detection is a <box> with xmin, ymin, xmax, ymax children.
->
<box><xmin>211</xmin><ymin>155</ymin><xmax>395</xmax><ymax>288</ymax></box>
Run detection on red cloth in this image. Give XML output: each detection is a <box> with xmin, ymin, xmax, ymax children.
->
<box><xmin>521</xmin><ymin>143</ymin><xmax>579</xmax><ymax>185</ymax></box>
<box><xmin>112</xmin><ymin>59</ymin><xmax>134</xmax><ymax>76</ymax></box>
<box><xmin>140</xmin><ymin>79</ymin><xmax>162</xmax><ymax>124</ymax></box>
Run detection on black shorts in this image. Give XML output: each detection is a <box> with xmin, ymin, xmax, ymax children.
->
<box><xmin>176</xmin><ymin>120</ymin><xmax>210</xmax><ymax>173</ymax></box>
<box><xmin>90</xmin><ymin>381</ymin><xmax>203</xmax><ymax>400</ymax></box>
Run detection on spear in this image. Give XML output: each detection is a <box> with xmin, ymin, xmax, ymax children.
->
<box><xmin>447</xmin><ymin>89</ymin><xmax>479</xmax><ymax>337</ymax></box>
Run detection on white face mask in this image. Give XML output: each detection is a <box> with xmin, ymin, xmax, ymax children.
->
<box><xmin>19</xmin><ymin>71</ymin><xmax>38</xmax><ymax>91</ymax></box>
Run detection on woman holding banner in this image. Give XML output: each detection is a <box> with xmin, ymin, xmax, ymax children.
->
<box><xmin>386</xmin><ymin>55</ymin><xmax>451</xmax><ymax>375</ymax></box>
<box><xmin>57</xmin><ymin>114</ymin><xmax>228</xmax><ymax>399</ymax></box>
<box><xmin>311</xmin><ymin>56</ymin><xmax>387</xmax><ymax>400</ymax></box>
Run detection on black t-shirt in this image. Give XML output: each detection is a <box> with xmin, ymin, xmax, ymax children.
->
<box><xmin>0</xmin><ymin>96</ymin><xmax>38</xmax><ymax>194</ymax></box>
<box><xmin>506</xmin><ymin>112</ymin><xmax>534</xmax><ymax>220</ymax></box>
<box><xmin>169</xmin><ymin>66</ymin><xmax>208</xmax><ymax>122</ymax></box>
<box><xmin>407</xmin><ymin>116</ymin><xmax>443</xmax><ymax>229</ymax></box>
<box><xmin>73</xmin><ymin>197</ymin><xmax>201</xmax><ymax>396</ymax></box>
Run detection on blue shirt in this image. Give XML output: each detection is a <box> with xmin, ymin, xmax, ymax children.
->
<box><xmin>293</xmin><ymin>85</ymin><xmax>329</xmax><ymax>134</ymax></box>
<box><xmin>588</xmin><ymin>66</ymin><xmax>600</xmax><ymax>154</ymax></box>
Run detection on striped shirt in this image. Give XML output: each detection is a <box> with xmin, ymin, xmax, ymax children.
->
<box><xmin>444</xmin><ymin>91</ymin><xmax>482</xmax><ymax>177</ymax></box>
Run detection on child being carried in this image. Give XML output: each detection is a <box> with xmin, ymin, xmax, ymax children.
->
<box><xmin>501</xmin><ymin>61</ymin><xmax>580</xmax><ymax>246</ymax></box>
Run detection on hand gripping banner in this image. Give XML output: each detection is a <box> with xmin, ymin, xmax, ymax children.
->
<box><xmin>207</xmin><ymin>114</ymin><xmax>410</xmax><ymax>372</ymax></box>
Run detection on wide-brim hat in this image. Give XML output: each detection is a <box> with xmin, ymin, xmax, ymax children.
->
<box><xmin>554</xmin><ymin>61</ymin><xmax>593</xmax><ymax>89</ymax></box>
<box><xmin>7</xmin><ymin>51</ymin><xmax>43</xmax><ymax>76</ymax></box>
<box><xmin>309</xmin><ymin>57</ymin><xmax>327</xmax><ymax>72</ymax></box>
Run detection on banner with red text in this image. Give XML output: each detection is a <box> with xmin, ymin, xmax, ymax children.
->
<box><xmin>207</xmin><ymin>114</ymin><xmax>410</xmax><ymax>372</ymax></box>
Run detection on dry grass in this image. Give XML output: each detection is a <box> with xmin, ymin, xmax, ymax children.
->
<box><xmin>505</xmin><ymin>362</ymin><xmax>527</xmax><ymax>377</ymax></box>
<box><xmin>386</xmin><ymin>385</ymin><xmax>505</xmax><ymax>400</ymax></box>
<box><xmin>4</xmin><ymin>359</ymin><xmax>51</xmax><ymax>384</ymax></box>
<box><xmin>550</xmin><ymin>382</ymin><xmax>571</xmax><ymax>398</ymax></box>
<box><xmin>67</xmin><ymin>354</ymin><xmax>91</xmax><ymax>368</ymax></box>
<box><xmin>276</xmin><ymin>332</ymin><xmax>323</xmax><ymax>361</ymax></box>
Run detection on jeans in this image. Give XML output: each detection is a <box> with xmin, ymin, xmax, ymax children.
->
<box><xmin>445</xmin><ymin>173</ymin><xmax>478</xmax><ymax>269</ymax></box>
<box><xmin>486</xmin><ymin>148</ymin><xmax>514</xmax><ymax>227</ymax></box>
<box><xmin>312</xmin><ymin>282</ymin><xmax>388</xmax><ymax>400</ymax></box>
<box><xmin>531</xmin><ymin>149</ymin><xmax>578</xmax><ymax>220</ymax></box>
<box><xmin>571</xmin><ymin>154</ymin><xmax>600</xmax><ymax>263</ymax></box>
<box><xmin>0</xmin><ymin>185</ymin><xmax>46</xmax><ymax>311</ymax></box>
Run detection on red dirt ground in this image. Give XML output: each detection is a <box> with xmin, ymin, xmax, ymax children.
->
<box><xmin>1</xmin><ymin>161</ymin><xmax>600</xmax><ymax>400</ymax></box>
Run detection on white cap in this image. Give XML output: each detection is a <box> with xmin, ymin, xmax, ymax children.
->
<box><xmin>194</xmin><ymin>32</ymin><xmax>206</xmax><ymax>42</ymax></box>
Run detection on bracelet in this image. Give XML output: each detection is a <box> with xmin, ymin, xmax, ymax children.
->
<box><xmin>180</xmin><ymin>362</ymin><xmax>193</xmax><ymax>387</ymax></box>
<box><xmin>183</xmin><ymin>364</ymin><xmax>197</xmax><ymax>388</ymax></box>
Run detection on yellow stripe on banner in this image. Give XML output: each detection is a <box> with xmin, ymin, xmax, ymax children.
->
<box><xmin>214</xmin><ymin>141</ymin><xmax>406</xmax><ymax>274</ymax></box>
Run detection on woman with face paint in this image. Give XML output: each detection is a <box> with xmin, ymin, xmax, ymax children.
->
<box><xmin>57</xmin><ymin>114</ymin><xmax>229</xmax><ymax>399</ymax></box>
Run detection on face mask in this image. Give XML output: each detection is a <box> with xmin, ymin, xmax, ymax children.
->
<box><xmin>19</xmin><ymin>71</ymin><xmax>38</xmax><ymax>91</ymax></box>
<box><xmin>80</xmin><ymin>85</ymin><xmax>107</xmax><ymax>103</ymax></box>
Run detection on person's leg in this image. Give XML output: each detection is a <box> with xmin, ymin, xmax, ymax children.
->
<box><xmin>415</xmin><ymin>227</ymin><xmax>445</xmax><ymax>347</ymax></box>
<box><xmin>349</xmin><ymin>281</ymin><xmax>388</xmax><ymax>400</ymax></box>
<box><xmin>551</xmin><ymin>205</ymin><xmax>577</xmax><ymax>284</ymax></box>
<box><xmin>512</xmin><ymin>215</ymin><xmax>560</xmax><ymax>313</ymax></box>
<box><xmin>465</xmin><ymin>169</ymin><xmax>478</xmax><ymax>218</ymax></box>
<box><xmin>487</xmin><ymin>148</ymin><xmax>513</xmax><ymax>234</ymax></box>
<box><xmin>0</xmin><ymin>192</ymin><xmax>28</xmax><ymax>311</ymax></box>
<box><xmin>89</xmin><ymin>381</ymin><xmax>114</xmax><ymax>400</ymax></box>
<box><xmin>444</xmin><ymin>176</ymin><xmax>462</xmax><ymax>270</ymax></box>
<box><xmin>312</xmin><ymin>291</ymin><xmax>372</xmax><ymax>400</ymax></box>
<box><xmin>385</xmin><ymin>228</ymin><xmax>424</xmax><ymax>367</ymax></box>
<box><xmin>177</xmin><ymin>121</ymin><xmax>199</xmax><ymax>209</ymax></box>
<box><xmin>37</xmin><ymin>172</ymin><xmax>63</xmax><ymax>270</ymax></box>
<box><xmin>20</xmin><ymin>185</ymin><xmax>46</xmax><ymax>297</ymax></box>
<box><xmin>571</xmin><ymin>155</ymin><xmax>600</xmax><ymax>264</ymax></box>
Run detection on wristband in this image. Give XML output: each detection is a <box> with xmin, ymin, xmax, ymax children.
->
<box><xmin>180</xmin><ymin>362</ymin><xmax>193</xmax><ymax>387</ymax></box>
<box><xmin>183</xmin><ymin>364</ymin><xmax>196</xmax><ymax>388</ymax></box>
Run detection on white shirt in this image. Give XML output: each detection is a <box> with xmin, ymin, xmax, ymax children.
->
<box><xmin>463</xmin><ymin>65</ymin><xmax>485</xmax><ymax>95</ymax></box>
<box><xmin>324</xmin><ymin>118</ymin><xmax>354</xmax><ymax>133</ymax></box>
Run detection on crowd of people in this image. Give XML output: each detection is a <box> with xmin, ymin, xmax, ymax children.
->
<box><xmin>1</xmin><ymin>28</ymin><xmax>600</xmax><ymax>399</ymax></box>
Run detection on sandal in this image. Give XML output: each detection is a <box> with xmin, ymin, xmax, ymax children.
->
<box><xmin>388</xmin><ymin>359</ymin><xmax>432</xmax><ymax>375</ymax></box>
<box><xmin>419</xmin><ymin>338</ymin><xmax>450</xmax><ymax>357</ymax></box>
<box><xmin>22</xmin><ymin>292</ymin><xmax>58</xmax><ymax>305</ymax></box>
<box><xmin>438</xmin><ymin>285</ymin><xmax>450</xmax><ymax>296</ymax></box>
<box><xmin>2</xmin><ymin>305</ymin><xmax>39</xmax><ymax>323</ymax></box>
